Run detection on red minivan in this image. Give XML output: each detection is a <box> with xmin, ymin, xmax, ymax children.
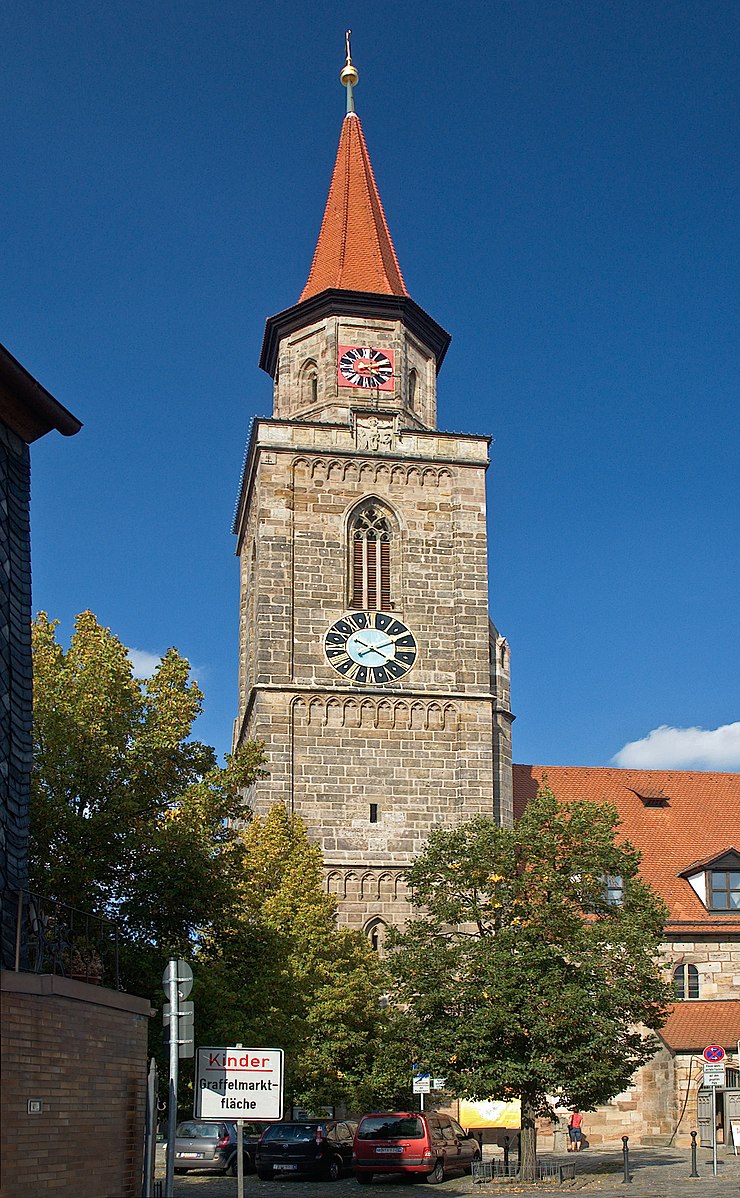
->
<box><xmin>353</xmin><ymin>1111</ymin><xmax>481</xmax><ymax>1184</ymax></box>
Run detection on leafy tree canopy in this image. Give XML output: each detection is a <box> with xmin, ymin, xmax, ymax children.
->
<box><xmin>387</xmin><ymin>786</ymin><xmax>672</xmax><ymax>1173</ymax></box>
<box><xmin>196</xmin><ymin>805</ymin><xmax>392</xmax><ymax>1114</ymax></box>
<box><xmin>30</xmin><ymin>610</ymin><xmax>266</xmax><ymax>961</ymax></box>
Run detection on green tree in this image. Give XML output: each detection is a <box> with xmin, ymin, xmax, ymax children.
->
<box><xmin>196</xmin><ymin>805</ymin><xmax>390</xmax><ymax>1113</ymax></box>
<box><xmin>387</xmin><ymin>787</ymin><xmax>672</xmax><ymax>1179</ymax></box>
<box><xmin>29</xmin><ymin>610</ymin><xmax>266</xmax><ymax>988</ymax></box>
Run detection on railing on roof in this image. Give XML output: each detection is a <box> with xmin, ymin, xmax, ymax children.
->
<box><xmin>9</xmin><ymin>888</ymin><xmax>120</xmax><ymax>989</ymax></box>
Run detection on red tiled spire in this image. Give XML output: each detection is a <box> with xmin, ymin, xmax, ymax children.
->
<box><xmin>300</xmin><ymin>112</ymin><xmax>408</xmax><ymax>302</ymax></box>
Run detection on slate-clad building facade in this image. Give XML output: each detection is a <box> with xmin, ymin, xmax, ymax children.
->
<box><xmin>0</xmin><ymin>344</ymin><xmax>80</xmax><ymax>969</ymax></box>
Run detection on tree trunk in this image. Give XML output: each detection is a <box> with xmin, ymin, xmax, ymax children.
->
<box><xmin>519</xmin><ymin>1092</ymin><xmax>538</xmax><ymax>1182</ymax></box>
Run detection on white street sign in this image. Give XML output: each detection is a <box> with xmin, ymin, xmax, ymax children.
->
<box><xmin>195</xmin><ymin>1047</ymin><xmax>284</xmax><ymax>1120</ymax></box>
<box><xmin>703</xmin><ymin>1062</ymin><xmax>726</xmax><ymax>1089</ymax></box>
<box><xmin>413</xmin><ymin>1074</ymin><xmax>431</xmax><ymax>1094</ymax></box>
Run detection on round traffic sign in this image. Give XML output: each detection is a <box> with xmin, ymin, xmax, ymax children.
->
<box><xmin>703</xmin><ymin>1044</ymin><xmax>725</xmax><ymax>1063</ymax></box>
<box><xmin>163</xmin><ymin>958</ymin><xmax>193</xmax><ymax>998</ymax></box>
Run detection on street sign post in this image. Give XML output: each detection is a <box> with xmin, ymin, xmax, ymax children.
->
<box><xmin>703</xmin><ymin>1045</ymin><xmax>727</xmax><ymax>1178</ymax></box>
<box><xmin>163</xmin><ymin>1000</ymin><xmax>194</xmax><ymax>1058</ymax></box>
<box><xmin>194</xmin><ymin>1047</ymin><xmax>284</xmax><ymax>1120</ymax></box>
<box><xmin>163</xmin><ymin>959</ymin><xmax>194</xmax><ymax>1198</ymax></box>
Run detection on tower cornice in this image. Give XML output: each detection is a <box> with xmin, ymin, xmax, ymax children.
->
<box><xmin>259</xmin><ymin>287</ymin><xmax>451</xmax><ymax>379</ymax></box>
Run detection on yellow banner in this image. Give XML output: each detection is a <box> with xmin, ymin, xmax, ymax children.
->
<box><xmin>459</xmin><ymin>1098</ymin><xmax>521</xmax><ymax>1129</ymax></box>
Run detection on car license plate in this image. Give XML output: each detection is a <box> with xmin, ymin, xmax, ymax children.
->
<box><xmin>274</xmin><ymin>1163</ymin><xmax>298</xmax><ymax>1170</ymax></box>
<box><xmin>179</xmin><ymin>1153</ymin><xmax>203</xmax><ymax>1159</ymax></box>
<box><xmin>376</xmin><ymin>1147</ymin><xmax>403</xmax><ymax>1153</ymax></box>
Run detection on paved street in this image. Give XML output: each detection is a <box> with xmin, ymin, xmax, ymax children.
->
<box><xmin>157</xmin><ymin>1146</ymin><xmax>740</xmax><ymax>1198</ymax></box>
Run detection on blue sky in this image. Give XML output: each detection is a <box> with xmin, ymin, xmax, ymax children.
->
<box><xmin>4</xmin><ymin>0</ymin><xmax>738</xmax><ymax>770</ymax></box>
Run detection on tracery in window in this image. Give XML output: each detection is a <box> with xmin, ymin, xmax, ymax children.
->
<box><xmin>350</xmin><ymin>501</ymin><xmax>392</xmax><ymax>610</ymax></box>
<box><xmin>673</xmin><ymin>963</ymin><xmax>700</xmax><ymax>1000</ymax></box>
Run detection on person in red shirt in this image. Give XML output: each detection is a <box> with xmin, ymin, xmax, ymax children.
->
<box><xmin>568</xmin><ymin>1109</ymin><xmax>584</xmax><ymax>1151</ymax></box>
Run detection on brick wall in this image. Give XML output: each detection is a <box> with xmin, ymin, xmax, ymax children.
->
<box><xmin>0</xmin><ymin>971</ymin><xmax>151</xmax><ymax>1198</ymax></box>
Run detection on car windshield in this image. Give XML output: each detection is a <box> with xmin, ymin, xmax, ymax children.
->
<box><xmin>261</xmin><ymin>1124</ymin><xmax>322</xmax><ymax>1143</ymax></box>
<box><xmin>358</xmin><ymin>1116</ymin><xmax>424</xmax><ymax>1140</ymax></box>
<box><xmin>175</xmin><ymin>1122</ymin><xmax>223</xmax><ymax>1139</ymax></box>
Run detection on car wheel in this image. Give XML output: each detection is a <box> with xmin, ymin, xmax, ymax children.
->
<box><xmin>324</xmin><ymin>1156</ymin><xmax>342</xmax><ymax>1182</ymax></box>
<box><xmin>257</xmin><ymin>1167</ymin><xmax>273</xmax><ymax>1180</ymax></box>
<box><xmin>356</xmin><ymin>1173</ymin><xmax>374</xmax><ymax>1185</ymax></box>
<box><xmin>227</xmin><ymin>1154</ymin><xmax>252</xmax><ymax>1177</ymax></box>
<box><xmin>426</xmin><ymin>1158</ymin><xmax>445</xmax><ymax>1184</ymax></box>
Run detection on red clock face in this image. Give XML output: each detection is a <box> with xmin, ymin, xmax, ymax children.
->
<box><xmin>337</xmin><ymin>345</ymin><xmax>395</xmax><ymax>391</ymax></box>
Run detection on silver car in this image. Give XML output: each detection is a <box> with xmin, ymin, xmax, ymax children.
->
<box><xmin>173</xmin><ymin>1119</ymin><xmax>265</xmax><ymax>1174</ymax></box>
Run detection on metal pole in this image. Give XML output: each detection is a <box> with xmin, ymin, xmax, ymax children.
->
<box><xmin>622</xmin><ymin>1135</ymin><xmax>631</xmax><ymax>1184</ymax></box>
<box><xmin>690</xmin><ymin>1130</ymin><xmax>699</xmax><ymax>1177</ymax></box>
<box><xmin>165</xmin><ymin>960</ymin><xmax>179</xmax><ymax>1198</ymax></box>
<box><xmin>712</xmin><ymin>1087</ymin><xmax>717</xmax><ymax>1176</ymax></box>
<box><xmin>142</xmin><ymin>1057</ymin><xmax>158</xmax><ymax>1198</ymax></box>
<box><xmin>235</xmin><ymin>1044</ymin><xmax>244</xmax><ymax>1198</ymax></box>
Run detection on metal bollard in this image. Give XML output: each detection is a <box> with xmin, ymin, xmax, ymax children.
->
<box><xmin>690</xmin><ymin>1130</ymin><xmax>699</xmax><ymax>1178</ymax></box>
<box><xmin>503</xmin><ymin>1136</ymin><xmax>510</xmax><ymax>1169</ymax></box>
<box><xmin>622</xmin><ymin>1135</ymin><xmax>631</xmax><ymax>1184</ymax></box>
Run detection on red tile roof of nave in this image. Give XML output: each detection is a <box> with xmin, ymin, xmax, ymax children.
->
<box><xmin>299</xmin><ymin>112</ymin><xmax>408</xmax><ymax>302</ymax></box>
<box><xmin>658</xmin><ymin>1000</ymin><xmax>740</xmax><ymax>1052</ymax></box>
<box><xmin>512</xmin><ymin>765</ymin><xmax>740</xmax><ymax>931</ymax></box>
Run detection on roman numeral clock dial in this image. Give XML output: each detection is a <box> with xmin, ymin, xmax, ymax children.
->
<box><xmin>324</xmin><ymin>612</ymin><xmax>418</xmax><ymax>684</ymax></box>
<box><xmin>337</xmin><ymin>344</ymin><xmax>395</xmax><ymax>390</ymax></box>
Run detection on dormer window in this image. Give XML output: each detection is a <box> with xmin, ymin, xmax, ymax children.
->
<box><xmin>710</xmin><ymin>869</ymin><xmax>740</xmax><ymax>911</ymax></box>
<box><xmin>628</xmin><ymin>787</ymin><xmax>670</xmax><ymax>808</ymax></box>
<box><xmin>681</xmin><ymin>848</ymin><xmax>740</xmax><ymax>912</ymax></box>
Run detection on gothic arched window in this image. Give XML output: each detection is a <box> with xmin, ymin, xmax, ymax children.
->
<box><xmin>673</xmin><ymin>963</ymin><xmax>699</xmax><ymax>1000</ymax></box>
<box><xmin>350</xmin><ymin>501</ymin><xmax>392</xmax><ymax>610</ymax></box>
<box><xmin>365</xmin><ymin>917</ymin><xmax>388</xmax><ymax>955</ymax></box>
<box><xmin>300</xmin><ymin>359</ymin><xmax>318</xmax><ymax>407</ymax></box>
<box><xmin>408</xmin><ymin>368</ymin><xmax>418</xmax><ymax>408</ymax></box>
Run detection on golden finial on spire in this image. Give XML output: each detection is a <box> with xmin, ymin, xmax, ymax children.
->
<box><xmin>340</xmin><ymin>29</ymin><xmax>359</xmax><ymax>114</ymax></box>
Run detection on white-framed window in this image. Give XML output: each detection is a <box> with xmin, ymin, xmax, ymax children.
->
<box><xmin>673</xmin><ymin>963</ymin><xmax>700</xmax><ymax>1000</ymax></box>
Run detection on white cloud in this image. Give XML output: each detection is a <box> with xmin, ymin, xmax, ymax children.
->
<box><xmin>128</xmin><ymin>648</ymin><xmax>162</xmax><ymax>679</ymax></box>
<box><xmin>611</xmin><ymin>722</ymin><xmax>740</xmax><ymax>771</ymax></box>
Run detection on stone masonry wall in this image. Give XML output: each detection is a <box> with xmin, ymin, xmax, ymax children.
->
<box><xmin>234</xmin><ymin>417</ymin><xmax>499</xmax><ymax>928</ymax></box>
<box><xmin>666</xmin><ymin>938</ymin><xmax>740</xmax><ymax>999</ymax></box>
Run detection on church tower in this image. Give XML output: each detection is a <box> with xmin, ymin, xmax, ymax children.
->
<box><xmin>233</xmin><ymin>40</ymin><xmax>513</xmax><ymax>934</ymax></box>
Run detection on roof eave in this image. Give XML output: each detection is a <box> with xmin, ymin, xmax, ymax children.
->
<box><xmin>259</xmin><ymin>288</ymin><xmax>451</xmax><ymax>379</ymax></box>
<box><xmin>0</xmin><ymin>343</ymin><xmax>82</xmax><ymax>443</ymax></box>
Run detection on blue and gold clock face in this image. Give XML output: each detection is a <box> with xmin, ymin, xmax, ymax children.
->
<box><xmin>324</xmin><ymin>611</ymin><xmax>418</xmax><ymax>684</ymax></box>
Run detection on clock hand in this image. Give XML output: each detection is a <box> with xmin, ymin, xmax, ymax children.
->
<box><xmin>354</xmin><ymin>635</ymin><xmax>394</xmax><ymax>652</ymax></box>
<box><xmin>358</xmin><ymin>644</ymin><xmax>394</xmax><ymax>660</ymax></box>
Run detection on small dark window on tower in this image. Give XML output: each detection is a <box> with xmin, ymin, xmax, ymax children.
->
<box><xmin>350</xmin><ymin>501</ymin><xmax>392</xmax><ymax>610</ymax></box>
<box><xmin>370</xmin><ymin>927</ymin><xmax>379</xmax><ymax>951</ymax></box>
<box><xmin>673</xmin><ymin>963</ymin><xmax>700</xmax><ymax>1000</ymax></box>
<box><xmin>408</xmin><ymin>368</ymin><xmax>418</xmax><ymax>407</ymax></box>
<box><xmin>369</xmin><ymin>803</ymin><xmax>378</xmax><ymax>823</ymax></box>
<box><xmin>300</xmin><ymin>359</ymin><xmax>319</xmax><ymax>407</ymax></box>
